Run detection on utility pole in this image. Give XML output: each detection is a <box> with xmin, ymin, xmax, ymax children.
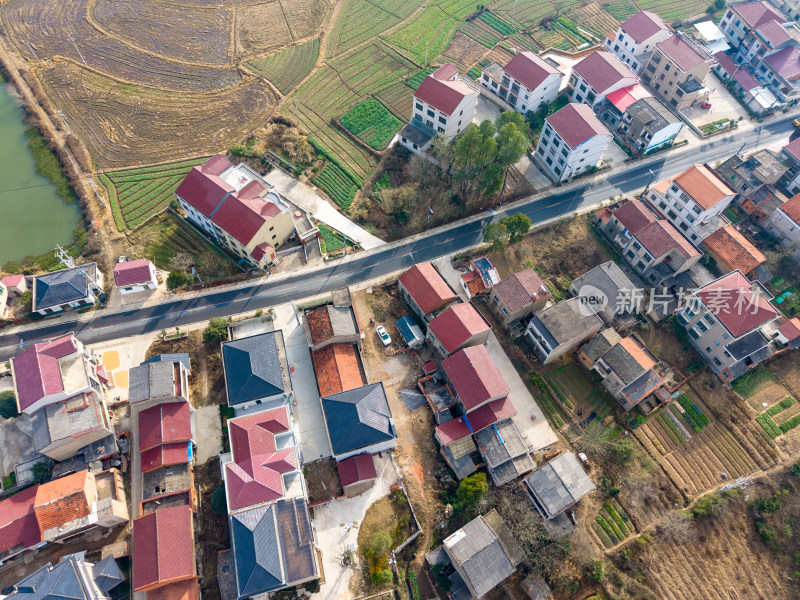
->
<box><xmin>737</xmin><ymin>137</ymin><xmax>747</xmax><ymax>156</ymax></box>
<box><xmin>426</xmin><ymin>207</ymin><xmax>434</xmax><ymax>230</ymax></box>
<box><xmin>293</xmin><ymin>98</ymin><xmax>300</xmax><ymax>126</ymax></box>
<box><xmin>643</xmin><ymin>168</ymin><xmax>657</xmax><ymax>195</ymax></box>
<box><xmin>343</xmin><ymin>232</ymin><xmax>348</xmax><ymax>256</ymax></box>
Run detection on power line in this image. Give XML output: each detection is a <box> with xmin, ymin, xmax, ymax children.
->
<box><xmin>0</xmin><ymin>183</ymin><xmax>55</xmax><ymax>196</ymax></box>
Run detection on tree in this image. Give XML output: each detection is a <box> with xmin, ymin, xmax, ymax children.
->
<box><xmin>166</xmin><ymin>270</ymin><xmax>188</xmax><ymax>290</ymax></box>
<box><xmin>497</xmin><ymin>110</ymin><xmax>527</xmax><ymax>132</ymax></box>
<box><xmin>456</xmin><ymin>472</ymin><xmax>488</xmax><ymax>511</ymax></box>
<box><xmin>501</xmin><ymin>213</ymin><xmax>531</xmax><ymax>243</ymax></box>
<box><xmin>211</xmin><ymin>486</ymin><xmax>227</xmax><ymax>515</ymax></box>
<box><xmin>483</xmin><ymin>222</ymin><xmax>509</xmax><ymax>252</ymax></box>
<box><xmin>367</xmin><ymin>531</ymin><xmax>393</xmax><ymax>557</ymax></box>
<box><xmin>168</xmin><ymin>252</ymin><xmax>193</xmax><ymax>273</ymax></box>
<box><xmin>587</xmin><ymin>558</ymin><xmax>605</xmax><ymax>581</ymax></box>
<box><xmin>31</xmin><ymin>461</ymin><xmax>52</xmax><ymax>484</ymax></box>
<box><xmin>19</xmin><ymin>290</ymin><xmax>32</xmax><ymax>310</ymax></box>
<box><xmin>657</xmin><ymin>511</ymin><xmax>694</xmax><ymax>544</ymax></box>
<box><xmin>0</xmin><ymin>391</ymin><xmax>18</xmax><ymax>419</ymax></box>
<box><xmin>203</xmin><ymin>317</ymin><xmax>229</xmax><ymax>345</ymax></box>
<box><xmin>495</xmin><ymin>122</ymin><xmax>529</xmax><ymax>167</ymax></box>
<box><xmin>606</xmin><ymin>437</ymin><xmax>636</xmax><ymax>466</ymax></box>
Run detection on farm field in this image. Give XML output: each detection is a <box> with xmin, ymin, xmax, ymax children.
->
<box><xmin>478</xmin><ymin>11</ymin><xmax>517</xmax><ymax>36</ymax></box>
<box><xmin>593</xmin><ymin>499</ymin><xmax>636</xmax><ymax>548</ymax></box>
<box><xmin>443</xmin><ymin>32</ymin><xmax>498</xmax><ymax>68</ymax></box>
<box><xmin>459</xmin><ymin>21</ymin><xmax>501</xmax><ymax>49</ymax></box>
<box><xmin>374</xmin><ymin>82</ymin><xmax>414</xmax><ymax>120</ymax></box>
<box><xmin>566</xmin><ymin>2</ymin><xmax>622</xmax><ymax>40</ymax></box>
<box><xmin>237</xmin><ymin>2</ymin><xmax>294</xmax><ymax>55</ymax></box>
<box><xmin>247</xmin><ymin>40</ymin><xmax>320</xmax><ymax>94</ymax></box>
<box><xmin>279</xmin><ymin>0</ymin><xmax>335</xmax><ymax>41</ymax></box>
<box><xmin>636</xmin><ymin>0</ymin><xmax>710</xmax><ymax>22</ymax></box>
<box><xmin>98</xmin><ymin>158</ymin><xmax>208</xmax><ymax>231</ymax></box>
<box><xmin>325</xmin><ymin>0</ymin><xmax>426</xmax><ymax>59</ymax></box>
<box><xmin>340</xmin><ymin>98</ymin><xmax>402</xmax><ymax>150</ymax></box>
<box><xmin>312</xmin><ymin>163</ymin><xmax>359</xmax><ymax>210</ymax></box>
<box><xmin>37</xmin><ymin>61</ymin><xmax>279</xmax><ymax>169</ymax></box>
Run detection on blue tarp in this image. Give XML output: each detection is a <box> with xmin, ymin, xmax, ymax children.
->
<box><xmin>396</xmin><ymin>315</ymin><xmax>424</xmax><ymax>347</ymax></box>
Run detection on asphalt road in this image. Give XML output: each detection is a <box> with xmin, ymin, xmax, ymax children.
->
<box><xmin>0</xmin><ymin>119</ymin><xmax>793</xmax><ymax>359</ymax></box>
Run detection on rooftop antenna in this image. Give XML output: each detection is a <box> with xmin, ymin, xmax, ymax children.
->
<box><xmin>55</xmin><ymin>245</ymin><xmax>75</xmax><ymax>269</ymax></box>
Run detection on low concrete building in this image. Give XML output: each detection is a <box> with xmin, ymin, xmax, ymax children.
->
<box><xmin>460</xmin><ymin>256</ymin><xmax>500</xmax><ymax>299</ymax></box>
<box><xmin>31</xmin><ymin>392</ymin><xmax>115</xmax><ymax>462</ymax></box>
<box><xmin>523</xmin><ymin>452</ymin><xmax>596</xmax><ymax>519</ymax></box>
<box><xmin>222</xmin><ymin>331</ymin><xmax>292</xmax><ymax>414</ymax></box>
<box><xmin>303</xmin><ymin>290</ymin><xmax>361</xmax><ymax>351</ymax></box>
<box><xmin>604</xmin><ymin>11</ymin><xmax>672</xmax><ymax>74</ymax></box>
<box><xmin>336</xmin><ymin>453</ymin><xmax>377</xmax><ymax>497</ymax></box>
<box><xmin>764</xmin><ymin>192</ymin><xmax>800</xmax><ymax>247</ymax></box>
<box><xmin>780</xmin><ymin>137</ymin><xmax>800</xmax><ymax>196</ymax></box>
<box><xmin>533</xmin><ymin>103</ymin><xmax>611</xmax><ymax>184</ymax></box>
<box><xmin>474</xmin><ymin>418</ymin><xmax>535</xmax><ymax>485</ymax></box>
<box><xmin>702</xmin><ymin>225</ymin><xmax>766</xmax><ymax>277</ymax></box>
<box><xmin>426</xmin><ymin>302</ymin><xmax>491</xmax><ymax>357</ymax></box>
<box><xmin>398</xmin><ymin>262</ymin><xmax>459</xmax><ymax>322</ymax></box>
<box><xmin>480</xmin><ymin>51</ymin><xmax>563</xmax><ymax>114</ymax></box>
<box><xmin>32</xmin><ymin>263</ymin><xmax>103</xmax><ymax>316</ymax></box>
<box><xmin>570</xmin><ymin>261</ymin><xmax>640</xmax><ymax>328</ymax></box>
<box><xmin>129</xmin><ymin>355</ymin><xmax>192</xmax><ymax>410</ymax></box>
<box><xmin>570</xmin><ymin>51</ymin><xmax>638</xmax><ymax>108</ymax></box>
<box><xmin>614</xmin><ymin>96</ymin><xmax>683</xmax><ymax>153</ymax></box>
<box><xmin>488</xmin><ymin>267</ymin><xmax>551</xmax><ymax>327</ymax></box>
<box><xmin>112</xmin><ymin>259</ymin><xmax>157</xmax><ymax>294</ymax></box>
<box><xmin>524</xmin><ymin>298</ymin><xmax>603</xmax><ymax>364</ymax></box>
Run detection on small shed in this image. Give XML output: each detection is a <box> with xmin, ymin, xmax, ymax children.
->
<box><xmin>336</xmin><ymin>453</ymin><xmax>377</xmax><ymax>497</ymax></box>
<box><xmin>522</xmin><ymin>576</ymin><xmax>553</xmax><ymax>600</ymax></box>
<box><xmin>396</xmin><ymin>315</ymin><xmax>424</xmax><ymax>347</ymax></box>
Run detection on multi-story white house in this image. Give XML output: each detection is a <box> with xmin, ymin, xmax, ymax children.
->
<box><xmin>764</xmin><ymin>192</ymin><xmax>800</xmax><ymax>246</ymax></box>
<box><xmin>399</xmin><ymin>64</ymin><xmax>478</xmax><ymax>154</ymax></box>
<box><xmin>734</xmin><ymin>18</ymin><xmax>800</xmax><ymax>66</ymax></box>
<box><xmin>480</xmin><ymin>51</ymin><xmax>563</xmax><ymax>114</ymax></box>
<box><xmin>175</xmin><ymin>154</ymin><xmax>295</xmax><ymax>270</ymax></box>
<box><xmin>646</xmin><ymin>164</ymin><xmax>736</xmax><ymax>242</ymax></box>
<box><xmin>720</xmin><ymin>0</ymin><xmax>786</xmax><ymax>51</ymax></box>
<box><xmin>604</xmin><ymin>11</ymin><xmax>672</xmax><ymax>74</ymax></box>
<box><xmin>570</xmin><ymin>51</ymin><xmax>638</xmax><ymax>107</ymax></box>
<box><xmin>533</xmin><ymin>103</ymin><xmax>611</xmax><ymax>183</ymax></box>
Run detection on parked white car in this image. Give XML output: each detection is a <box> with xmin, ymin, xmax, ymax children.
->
<box><xmin>376</xmin><ymin>325</ymin><xmax>391</xmax><ymax>346</ymax></box>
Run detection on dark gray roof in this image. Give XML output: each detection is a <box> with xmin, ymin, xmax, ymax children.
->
<box><xmin>400</xmin><ymin>121</ymin><xmax>435</xmax><ymax>146</ymax></box>
<box><xmin>524</xmin><ymin>452</ymin><xmax>596</xmax><ymax>518</ymax></box>
<box><xmin>621</xmin><ymin>369</ymin><xmax>663</xmax><ymax>404</ymax></box>
<box><xmin>32</xmin><ymin>394</ymin><xmax>105</xmax><ymax>452</ymax></box>
<box><xmin>321</xmin><ymin>383</ymin><xmax>396</xmax><ymax>455</ymax></box>
<box><xmin>533</xmin><ymin>298</ymin><xmax>603</xmax><ymax>345</ymax></box>
<box><xmin>571</xmin><ymin>261</ymin><xmax>638</xmax><ymax>318</ymax></box>
<box><xmin>580</xmin><ymin>329</ymin><xmax>622</xmax><ymax>363</ymax></box>
<box><xmin>443</xmin><ymin>512</ymin><xmax>517</xmax><ymax>598</ymax></box>
<box><xmin>223</xmin><ymin>332</ymin><xmax>286</xmax><ymax>405</ymax></box>
<box><xmin>230</xmin><ymin>499</ymin><xmax>317</xmax><ymax>598</ymax></box>
<box><xmin>601</xmin><ymin>343</ymin><xmax>646</xmax><ymax>385</ymax></box>
<box><xmin>727</xmin><ymin>329</ymin><xmax>771</xmax><ymax>360</ymax></box>
<box><xmin>34</xmin><ymin>264</ymin><xmax>97</xmax><ymax>311</ymax></box>
<box><xmin>6</xmin><ymin>553</ymin><xmax>123</xmax><ymax>600</ymax></box>
<box><xmin>142</xmin><ymin>353</ymin><xmax>191</xmax><ymax>374</ymax></box>
<box><xmin>129</xmin><ymin>360</ymin><xmax>182</xmax><ymax>403</ymax></box>
<box><xmin>474</xmin><ymin>419</ymin><xmax>528</xmax><ymax>468</ymax></box>
<box><xmin>625</xmin><ymin>96</ymin><xmax>678</xmax><ymax>129</ymax></box>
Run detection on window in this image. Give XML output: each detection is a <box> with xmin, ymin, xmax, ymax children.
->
<box><xmin>643</xmin><ymin>253</ymin><xmax>652</xmax><ymax>262</ymax></box>
<box><xmin>689</xmin><ymin>328</ymin><xmax>700</xmax><ymax>339</ymax></box>
<box><xmin>438</xmin><ymin>116</ymin><xmax>446</xmax><ymax>124</ymax></box>
<box><xmin>715</xmin><ymin>340</ymin><xmax>721</xmax><ymax>346</ymax></box>
<box><xmin>706</xmin><ymin>347</ymin><xmax>712</xmax><ymax>353</ymax></box>
<box><xmin>561</xmin><ymin>148</ymin><xmax>568</xmax><ymax>158</ymax></box>
<box><xmin>636</xmin><ymin>261</ymin><xmax>646</xmax><ymax>270</ymax></box>
<box><xmin>651</xmin><ymin>53</ymin><xmax>661</xmax><ymax>64</ymax></box>
<box><xmin>676</xmin><ymin>88</ymin><xmax>684</xmax><ymax>97</ymax></box>
<box><xmin>664</xmin><ymin>64</ymin><xmax>670</xmax><ymax>72</ymax></box>
<box><xmin>659</xmin><ymin>73</ymin><xmax>665</xmax><ymax>81</ymax></box>
<box><xmin>272</xmin><ymin>234</ymin><xmax>277</xmax><ymax>239</ymax></box>
<box><xmin>714</xmin><ymin>357</ymin><xmax>722</xmax><ymax>366</ymax></box>
<box><xmin>632</xmin><ymin>242</ymin><xmax>641</xmax><ymax>251</ymax></box>
<box><xmin>269</xmin><ymin>226</ymin><xmax>274</xmax><ymax>231</ymax></box>
<box><xmin>670</xmin><ymin>98</ymin><xmax>678</xmax><ymax>107</ymax></box>
<box><xmin>558</xmin><ymin>157</ymin><xmax>564</xmax><ymax>166</ymax></box>
<box><xmin>679</xmin><ymin>222</ymin><xmax>688</xmax><ymax>231</ymax></box>
<box><xmin>668</xmin><ymin>210</ymin><xmax>677</xmax><ymax>219</ymax></box>
<box><xmin>647</xmin><ymin>63</ymin><xmax>656</xmax><ymax>74</ymax></box>
<box><xmin>618</xmin><ymin>33</ymin><xmax>624</xmax><ymax>41</ymax></box>
<box><xmin>654</xmin><ymin>83</ymin><xmax>660</xmax><ymax>90</ymax></box>
<box><xmin>626</xmin><ymin>250</ymin><xmax>635</xmax><ymax>259</ymax></box>
<box><xmin>692</xmin><ymin>203</ymin><xmax>702</xmax><ymax>215</ymax></box>
<box><xmin>427</xmin><ymin>109</ymin><xmax>434</xmax><ymax>117</ymax></box>
<box><xmin>415</xmin><ymin>103</ymin><xmax>422</xmax><ymax>111</ymax></box>
<box><xmin>659</xmin><ymin>201</ymin><xmax>667</xmax><ymax>209</ymax></box>
<box><xmin>579</xmin><ymin>83</ymin><xmax>587</xmax><ymax>92</ymax></box>
<box><xmin>460</xmin><ymin>110</ymin><xmax>463</xmax><ymax>116</ymax></box>
<box><xmin>546</xmin><ymin>156</ymin><xmax>553</xmax><ymax>165</ymax></box>
<box><xmin>696</xmin><ymin>320</ymin><xmax>708</xmax><ymax>333</ymax></box>
<box><xmin>723</xmin><ymin>333</ymin><xmax>729</xmax><ymax>339</ymax></box>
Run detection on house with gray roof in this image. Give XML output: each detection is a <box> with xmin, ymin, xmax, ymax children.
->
<box><xmin>577</xmin><ymin>328</ymin><xmax>623</xmax><ymax>367</ymax></box>
<box><xmin>128</xmin><ymin>356</ymin><xmax>191</xmax><ymax>407</ymax></box>
<box><xmin>474</xmin><ymin>419</ymin><xmax>535</xmax><ymax>486</ymax></box>
<box><xmin>523</xmin><ymin>452</ymin><xmax>596</xmax><ymax>519</ymax></box>
<box><xmin>442</xmin><ymin>510</ymin><xmax>524</xmax><ymax>599</ymax></box>
<box><xmin>3</xmin><ymin>552</ymin><xmax>123</xmax><ymax>600</ymax></box>
<box><xmin>320</xmin><ymin>383</ymin><xmax>396</xmax><ymax>460</ymax></box>
<box><xmin>229</xmin><ymin>498</ymin><xmax>318</xmax><ymax>599</ymax></box>
<box><xmin>615</xmin><ymin>96</ymin><xmax>683</xmax><ymax>154</ymax></box>
<box><xmin>31</xmin><ymin>392</ymin><xmax>115</xmax><ymax>462</ymax></box>
<box><xmin>569</xmin><ymin>261</ymin><xmax>640</xmax><ymax>328</ymax></box>
<box><xmin>222</xmin><ymin>331</ymin><xmax>291</xmax><ymax>414</ymax></box>
<box><xmin>32</xmin><ymin>263</ymin><xmax>103</xmax><ymax>316</ymax></box>
<box><xmin>524</xmin><ymin>298</ymin><xmax>603</xmax><ymax>364</ymax></box>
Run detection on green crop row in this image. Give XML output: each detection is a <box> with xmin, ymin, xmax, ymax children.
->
<box><xmin>595</xmin><ymin>515</ymin><xmax>619</xmax><ymax>545</ymax></box>
<box><xmin>119</xmin><ymin>175</ymin><xmax>178</xmax><ymax>209</ymax></box>
<box><xmin>307</xmin><ymin>137</ymin><xmax>363</xmax><ymax>187</ymax></box>
<box><xmin>405</xmin><ymin>68</ymin><xmax>435</xmax><ymax>90</ymax></box>
<box><xmin>340</xmin><ymin>98</ymin><xmax>402</xmax><ymax>150</ymax></box>
<box><xmin>478</xmin><ymin>11</ymin><xmax>518</xmax><ymax>35</ymax></box>
<box><xmin>247</xmin><ymin>39</ymin><xmax>319</xmax><ymax>94</ymax></box>
<box><xmin>467</xmin><ymin>66</ymin><xmax>482</xmax><ymax>79</ymax></box>
<box><xmin>780</xmin><ymin>414</ymin><xmax>800</xmax><ymax>434</ymax></box>
<box><xmin>592</xmin><ymin>522</ymin><xmax>614</xmax><ymax>548</ymax></box>
<box><xmin>659</xmin><ymin>412</ymin><xmax>685</xmax><ymax>445</ymax></box>
<box><xmin>677</xmin><ymin>394</ymin><xmax>710</xmax><ymax>432</ymax></box>
<box><xmin>756</xmin><ymin>413</ymin><xmax>781</xmax><ymax>439</ymax></box>
<box><xmin>460</xmin><ymin>22</ymin><xmax>500</xmax><ymax>48</ymax></box>
<box><xmin>603</xmin><ymin>502</ymin><xmax>630</xmax><ymax>537</ymax></box>
<box><xmin>313</xmin><ymin>164</ymin><xmax>358</xmax><ymax>210</ymax></box>
<box><xmin>318</xmin><ymin>224</ymin><xmax>346</xmax><ymax>253</ymax></box>
<box><xmin>766</xmin><ymin>396</ymin><xmax>795</xmax><ymax>416</ymax></box>
<box><xmin>107</xmin><ymin>158</ymin><xmax>207</xmax><ymax>179</ymax></box>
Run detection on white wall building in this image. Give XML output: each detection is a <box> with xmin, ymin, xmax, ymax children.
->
<box><xmin>112</xmin><ymin>259</ymin><xmax>158</xmax><ymax>294</ymax></box>
<box><xmin>720</xmin><ymin>0</ymin><xmax>786</xmax><ymax>51</ymax></box>
<box><xmin>533</xmin><ymin>103</ymin><xmax>611</xmax><ymax>183</ymax></box>
<box><xmin>570</xmin><ymin>50</ymin><xmax>638</xmax><ymax>107</ymax></box>
<box><xmin>480</xmin><ymin>51</ymin><xmax>563</xmax><ymax>114</ymax></box>
<box><xmin>604</xmin><ymin>11</ymin><xmax>672</xmax><ymax>73</ymax></box>
<box><xmin>764</xmin><ymin>193</ymin><xmax>800</xmax><ymax>246</ymax></box>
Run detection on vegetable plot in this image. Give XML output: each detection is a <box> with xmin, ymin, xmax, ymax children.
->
<box><xmin>340</xmin><ymin>98</ymin><xmax>403</xmax><ymax>150</ymax></box>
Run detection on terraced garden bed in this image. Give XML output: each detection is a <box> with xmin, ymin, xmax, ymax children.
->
<box><xmin>313</xmin><ymin>163</ymin><xmax>359</xmax><ymax>210</ymax></box>
<box><xmin>593</xmin><ymin>499</ymin><xmax>635</xmax><ymax>548</ymax></box>
<box><xmin>340</xmin><ymin>98</ymin><xmax>402</xmax><ymax>150</ymax></box>
<box><xmin>247</xmin><ymin>39</ymin><xmax>320</xmax><ymax>94</ymax></box>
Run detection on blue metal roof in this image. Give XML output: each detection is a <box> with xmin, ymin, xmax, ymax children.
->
<box><xmin>396</xmin><ymin>315</ymin><xmax>424</xmax><ymax>346</ymax></box>
<box><xmin>321</xmin><ymin>383</ymin><xmax>396</xmax><ymax>455</ymax></box>
<box><xmin>222</xmin><ymin>332</ymin><xmax>286</xmax><ymax>405</ymax></box>
<box><xmin>472</xmin><ymin>257</ymin><xmax>500</xmax><ymax>286</ymax></box>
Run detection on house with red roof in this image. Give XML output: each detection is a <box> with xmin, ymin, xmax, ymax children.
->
<box><xmin>533</xmin><ymin>103</ymin><xmax>611</xmax><ymax>183</ymax></box>
<box><xmin>622</xmin><ymin>218</ymin><xmax>702</xmax><ymax>286</ymax></box>
<box><xmin>336</xmin><ymin>453</ymin><xmax>378</xmax><ymax>497</ymax></box>
<box><xmin>132</xmin><ymin>504</ymin><xmax>197</xmax><ymax>593</ymax></box>
<box><xmin>488</xmin><ymin>267</ymin><xmax>551</xmax><ymax>327</ymax></box>
<box><xmin>0</xmin><ymin>485</ymin><xmax>41</xmax><ymax>566</ymax></box>
<box><xmin>679</xmin><ymin>270</ymin><xmax>781</xmax><ymax>382</ymax></box>
<box><xmin>604</xmin><ymin>11</ymin><xmax>672</xmax><ymax>74</ymax></box>
<box><xmin>459</xmin><ymin>256</ymin><xmax>499</xmax><ymax>299</ymax></box>
<box><xmin>480</xmin><ymin>51</ymin><xmax>563</xmax><ymax>114</ymax></box>
<box><xmin>711</xmin><ymin>50</ymin><xmax>781</xmax><ymax>114</ymax></box>
<box><xmin>596</xmin><ymin>197</ymin><xmax>657</xmax><ymax>245</ymax></box>
<box><xmin>702</xmin><ymin>225</ymin><xmax>766</xmax><ymax>277</ymax></box>
<box><xmin>764</xmin><ymin>192</ymin><xmax>800</xmax><ymax>247</ymax></box>
<box><xmin>398</xmin><ymin>262</ymin><xmax>459</xmax><ymax>322</ymax></box>
<box><xmin>0</xmin><ymin>274</ymin><xmax>26</xmax><ymax>319</ymax></box>
<box><xmin>112</xmin><ymin>258</ymin><xmax>157</xmax><ymax>294</ymax></box>
<box><xmin>645</xmin><ymin>163</ymin><xmax>735</xmax><ymax>243</ymax></box>
<box><xmin>175</xmin><ymin>154</ymin><xmax>295</xmax><ymax>270</ymax></box>
<box><xmin>10</xmin><ymin>334</ymin><xmax>106</xmax><ymax>415</ymax></box>
<box><xmin>302</xmin><ymin>294</ymin><xmax>361</xmax><ymax>352</ymax></box>
<box><xmin>426</xmin><ymin>302</ymin><xmax>491</xmax><ymax>357</ymax></box>
<box><xmin>640</xmin><ymin>34</ymin><xmax>714</xmax><ymax>110</ymax></box>
<box><xmin>399</xmin><ymin>64</ymin><xmax>478</xmax><ymax>155</ymax></box>
<box><xmin>570</xmin><ymin>51</ymin><xmax>638</xmax><ymax>108</ymax></box>
<box><xmin>776</xmin><ymin>317</ymin><xmax>800</xmax><ymax>349</ymax></box>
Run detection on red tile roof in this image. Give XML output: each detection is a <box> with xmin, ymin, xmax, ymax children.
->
<box><xmin>250</xmin><ymin>242</ymin><xmax>274</xmax><ymax>263</ymax></box>
<box><xmin>337</xmin><ymin>453</ymin><xmax>377</xmax><ymax>488</ymax></box>
<box><xmin>493</xmin><ymin>268</ymin><xmax>549</xmax><ymax>313</ymax></box>
<box><xmin>139</xmin><ymin>402</ymin><xmax>193</xmax><ymax>452</ymax></box>
<box><xmin>702</xmin><ymin>225</ymin><xmax>766</xmax><ymax>274</ymax></box>
<box><xmin>617</xmin><ymin>337</ymin><xmax>656</xmax><ymax>371</ymax></box>
<box><xmin>764</xmin><ymin>45</ymin><xmax>800</xmax><ymax>81</ymax></box>
<box><xmin>755</xmin><ymin>19</ymin><xmax>791</xmax><ymax>46</ymax></box>
<box><xmin>146</xmin><ymin>580</ymin><xmax>200</xmax><ymax>600</ymax></box>
<box><xmin>133</xmin><ymin>505</ymin><xmax>195</xmax><ymax>591</ymax></box>
<box><xmin>0</xmin><ymin>485</ymin><xmax>41</xmax><ymax>555</ymax></box>
<box><xmin>414</xmin><ymin>73</ymin><xmax>475</xmax><ymax>116</ymax></box>
<box><xmin>696</xmin><ymin>271</ymin><xmax>779</xmax><ymax>337</ymax></box>
<box><xmin>780</xmin><ymin>193</ymin><xmax>800</xmax><ymax>223</ymax></box>
<box><xmin>573</xmin><ymin>51</ymin><xmax>636</xmax><ymax>94</ymax></box>
<box><xmin>12</xmin><ymin>334</ymin><xmax>77</xmax><ymax>411</ymax></box>
<box><xmin>428</xmin><ymin>303</ymin><xmax>490</xmax><ymax>354</ymax></box>
<box><xmin>612</xmin><ymin>198</ymin><xmax>656</xmax><ymax>235</ymax></box>
<box><xmin>312</xmin><ymin>343</ymin><xmax>365</xmax><ymax>396</ymax></box>
<box><xmin>225</xmin><ymin>407</ymin><xmax>295</xmax><ymax>511</ymax></box>
<box><xmin>461</xmin><ymin>271</ymin><xmax>486</xmax><ymax>296</ymax></box>
<box><xmin>34</xmin><ymin>471</ymin><xmax>89</xmax><ymax>535</ymax></box>
<box><xmin>1</xmin><ymin>274</ymin><xmax>24</xmax><ymax>287</ymax></box>
<box><xmin>656</xmin><ymin>35</ymin><xmax>709</xmax><ymax>71</ymax></box>
<box><xmin>621</xmin><ymin>11</ymin><xmax>668</xmax><ymax>43</ymax></box>
<box><xmin>732</xmin><ymin>1</ymin><xmax>785</xmax><ymax>28</ymax></box>
<box><xmin>210</xmin><ymin>193</ymin><xmax>282</xmax><ymax>247</ymax></box>
<box><xmin>606</xmin><ymin>84</ymin><xmax>651</xmax><ymax>112</ymax></box>
<box><xmin>673</xmin><ymin>164</ymin><xmax>734</xmax><ymax>209</ymax></box>
<box><xmin>141</xmin><ymin>442</ymin><xmax>191</xmax><ymax>474</ymax></box>
<box><xmin>398</xmin><ymin>263</ymin><xmax>458</xmax><ymax>315</ymax></box>
<box><xmin>734</xmin><ymin>69</ymin><xmax>761</xmax><ymax>91</ymax></box>
<box><xmin>175</xmin><ymin>165</ymin><xmax>233</xmax><ymax>217</ymax></box>
<box><xmin>635</xmin><ymin>220</ymin><xmax>701</xmax><ymax>259</ymax></box>
<box><xmin>435</xmin><ymin>397</ymin><xmax>516</xmax><ymax>444</ymax></box>
<box><xmin>306</xmin><ymin>306</ymin><xmax>334</xmax><ymax>345</ymax></box>
<box><xmin>546</xmin><ymin>103</ymin><xmax>609</xmax><ymax>149</ymax></box>
<box><xmin>713</xmin><ymin>50</ymin><xmax>737</xmax><ymax>76</ymax></box>
<box><xmin>201</xmin><ymin>154</ymin><xmax>233</xmax><ymax>176</ymax></box>
<box><xmin>784</xmin><ymin>138</ymin><xmax>800</xmax><ymax>162</ymax></box>
<box><xmin>433</xmin><ymin>64</ymin><xmax>459</xmax><ymax>80</ymax></box>
<box><xmin>442</xmin><ymin>345</ymin><xmax>509</xmax><ymax>412</ymax></box>
<box><xmin>779</xmin><ymin>317</ymin><xmax>800</xmax><ymax>342</ymax></box>
<box><xmin>503</xmin><ymin>51</ymin><xmax>560</xmax><ymax>92</ymax></box>
<box><xmin>113</xmin><ymin>259</ymin><xmax>154</xmax><ymax>287</ymax></box>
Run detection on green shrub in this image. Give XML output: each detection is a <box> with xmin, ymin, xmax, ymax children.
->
<box><xmin>166</xmin><ymin>270</ymin><xmax>189</xmax><ymax>289</ymax></box>
<box><xmin>780</xmin><ymin>414</ymin><xmax>800</xmax><ymax>433</ymax></box>
<box><xmin>0</xmin><ymin>391</ymin><xmax>18</xmax><ymax>419</ymax></box>
<box><xmin>587</xmin><ymin>558</ymin><xmax>605</xmax><ymax>582</ymax></box>
<box><xmin>211</xmin><ymin>486</ymin><xmax>227</xmax><ymax>515</ymax></box>
<box><xmin>203</xmin><ymin>317</ymin><xmax>229</xmax><ymax>345</ymax></box>
<box><xmin>408</xmin><ymin>569</ymin><xmax>420</xmax><ymax>600</ymax></box>
<box><xmin>31</xmin><ymin>461</ymin><xmax>52</xmax><ymax>484</ymax></box>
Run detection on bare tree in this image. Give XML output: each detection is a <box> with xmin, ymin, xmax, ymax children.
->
<box><xmin>622</xmin><ymin>473</ymin><xmax>658</xmax><ymax>508</ymax></box>
<box><xmin>657</xmin><ymin>511</ymin><xmax>694</xmax><ymax>544</ymax></box>
<box><xmin>169</xmin><ymin>252</ymin><xmax>193</xmax><ymax>273</ymax></box>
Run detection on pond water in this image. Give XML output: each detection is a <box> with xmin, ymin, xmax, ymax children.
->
<box><xmin>0</xmin><ymin>81</ymin><xmax>79</xmax><ymax>263</ymax></box>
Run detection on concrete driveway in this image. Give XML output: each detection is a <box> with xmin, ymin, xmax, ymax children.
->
<box><xmin>194</xmin><ymin>405</ymin><xmax>222</xmax><ymax>463</ymax></box>
<box><xmin>272</xmin><ymin>304</ymin><xmax>331</xmax><ymax>463</ymax></box>
<box><xmin>311</xmin><ymin>454</ymin><xmax>397</xmax><ymax>600</ymax></box>
<box><xmin>473</xmin><ymin>95</ymin><xmax>501</xmax><ymax>125</ymax></box>
<box><xmin>681</xmin><ymin>74</ymin><xmax>744</xmax><ymax>129</ymax></box>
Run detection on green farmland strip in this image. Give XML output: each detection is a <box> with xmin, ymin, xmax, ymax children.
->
<box><xmin>459</xmin><ymin>22</ymin><xmax>500</xmax><ymax>48</ymax></box>
<box><xmin>313</xmin><ymin>163</ymin><xmax>358</xmax><ymax>209</ymax></box>
<box><xmin>340</xmin><ymin>98</ymin><xmax>402</xmax><ymax>150</ymax></box>
<box><xmin>478</xmin><ymin>11</ymin><xmax>517</xmax><ymax>35</ymax></box>
<box><xmin>247</xmin><ymin>39</ymin><xmax>320</xmax><ymax>94</ymax></box>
